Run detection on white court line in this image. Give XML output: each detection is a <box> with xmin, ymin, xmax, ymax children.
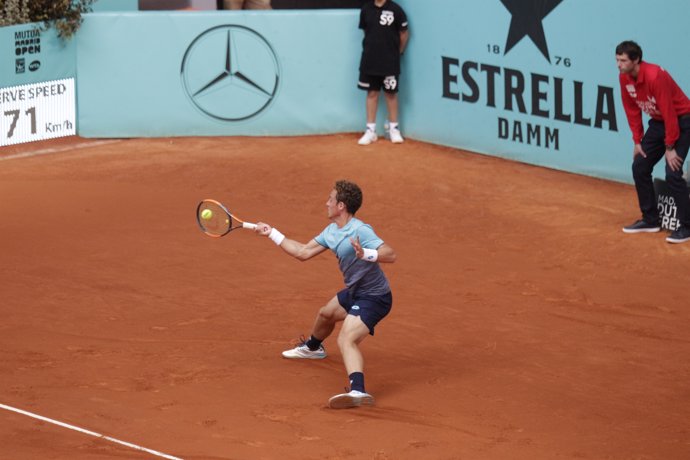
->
<box><xmin>0</xmin><ymin>139</ymin><xmax>122</xmax><ymax>162</ymax></box>
<box><xmin>0</xmin><ymin>403</ymin><xmax>183</xmax><ymax>460</ymax></box>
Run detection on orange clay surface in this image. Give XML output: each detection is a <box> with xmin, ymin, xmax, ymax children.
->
<box><xmin>1</xmin><ymin>135</ymin><xmax>689</xmax><ymax>460</ymax></box>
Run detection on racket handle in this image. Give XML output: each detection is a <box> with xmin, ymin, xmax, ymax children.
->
<box><xmin>243</xmin><ymin>222</ymin><xmax>257</xmax><ymax>230</ymax></box>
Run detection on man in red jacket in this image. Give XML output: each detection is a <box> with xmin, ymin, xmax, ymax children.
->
<box><xmin>616</xmin><ymin>40</ymin><xmax>690</xmax><ymax>243</ymax></box>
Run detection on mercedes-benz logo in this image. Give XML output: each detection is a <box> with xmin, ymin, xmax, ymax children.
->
<box><xmin>181</xmin><ymin>25</ymin><xmax>280</xmax><ymax>122</ymax></box>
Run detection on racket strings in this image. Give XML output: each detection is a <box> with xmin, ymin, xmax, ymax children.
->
<box><xmin>198</xmin><ymin>201</ymin><xmax>232</xmax><ymax>237</ymax></box>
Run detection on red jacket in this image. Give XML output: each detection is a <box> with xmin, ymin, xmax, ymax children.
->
<box><xmin>619</xmin><ymin>61</ymin><xmax>690</xmax><ymax>146</ymax></box>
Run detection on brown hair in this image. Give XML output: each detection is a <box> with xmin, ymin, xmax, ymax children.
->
<box><xmin>334</xmin><ymin>180</ymin><xmax>363</xmax><ymax>215</ymax></box>
<box><xmin>616</xmin><ymin>40</ymin><xmax>643</xmax><ymax>63</ymax></box>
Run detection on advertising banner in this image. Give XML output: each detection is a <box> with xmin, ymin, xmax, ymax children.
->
<box><xmin>0</xmin><ymin>23</ymin><xmax>76</xmax><ymax>88</ymax></box>
<box><xmin>396</xmin><ymin>0</ymin><xmax>690</xmax><ymax>183</ymax></box>
<box><xmin>76</xmin><ymin>11</ymin><xmax>362</xmax><ymax>137</ymax></box>
<box><xmin>0</xmin><ymin>78</ymin><xmax>76</xmax><ymax>146</ymax></box>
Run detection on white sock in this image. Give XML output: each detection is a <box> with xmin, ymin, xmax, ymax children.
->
<box><xmin>366</xmin><ymin>123</ymin><xmax>376</xmax><ymax>132</ymax></box>
<box><xmin>388</xmin><ymin>122</ymin><xmax>399</xmax><ymax>130</ymax></box>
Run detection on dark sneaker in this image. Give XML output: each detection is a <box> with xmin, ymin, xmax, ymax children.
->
<box><xmin>666</xmin><ymin>226</ymin><xmax>690</xmax><ymax>243</ymax></box>
<box><xmin>622</xmin><ymin>219</ymin><xmax>661</xmax><ymax>234</ymax></box>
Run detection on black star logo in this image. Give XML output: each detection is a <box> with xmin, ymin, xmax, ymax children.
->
<box><xmin>500</xmin><ymin>0</ymin><xmax>563</xmax><ymax>62</ymax></box>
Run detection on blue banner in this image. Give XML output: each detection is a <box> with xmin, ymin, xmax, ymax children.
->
<box><xmin>77</xmin><ymin>11</ymin><xmax>363</xmax><ymax>137</ymax></box>
<box><xmin>0</xmin><ymin>23</ymin><xmax>76</xmax><ymax>88</ymax></box>
<box><xmin>396</xmin><ymin>0</ymin><xmax>690</xmax><ymax>183</ymax></box>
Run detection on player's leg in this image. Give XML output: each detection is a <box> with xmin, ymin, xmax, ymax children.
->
<box><xmin>337</xmin><ymin>315</ymin><xmax>369</xmax><ymax>377</ymax></box>
<box><xmin>311</xmin><ymin>294</ymin><xmax>348</xmax><ymax>344</ymax></box>
<box><xmin>328</xmin><ymin>316</ymin><xmax>373</xmax><ymax>409</ymax></box>
<box><xmin>328</xmin><ymin>293</ymin><xmax>392</xmax><ymax>409</ymax></box>
<box><xmin>383</xmin><ymin>76</ymin><xmax>404</xmax><ymax>143</ymax></box>
<box><xmin>665</xmin><ymin>115</ymin><xmax>690</xmax><ymax>243</ymax></box>
<box><xmin>282</xmin><ymin>295</ymin><xmax>346</xmax><ymax>359</ymax></box>
<box><xmin>624</xmin><ymin>119</ymin><xmax>665</xmax><ymax>232</ymax></box>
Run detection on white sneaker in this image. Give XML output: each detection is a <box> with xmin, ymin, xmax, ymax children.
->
<box><xmin>388</xmin><ymin>127</ymin><xmax>404</xmax><ymax>144</ymax></box>
<box><xmin>358</xmin><ymin>130</ymin><xmax>378</xmax><ymax>145</ymax></box>
<box><xmin>282</xmin><ymin>343</ymin><xmax>327</xmax><ymax>359</ymax></box>
<box><xmin>328</xmin><ymin>390</ymin><xmax>375</xmax><ymax>409</ymax></box>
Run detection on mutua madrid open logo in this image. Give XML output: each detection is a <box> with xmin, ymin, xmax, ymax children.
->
<box><xmin>14</xmin><ymin>28</ymin><xmax>41</xmax><ymax>74</ymax></box>
<box><xmin>441</xmin><ymin>0</ymin><xmax>618</xmax><ymax>151</ymax></box>
<box><xmin>181</xmin><ymin>25</ymin><xmax>280</xmax><ymax>122</ymax></box>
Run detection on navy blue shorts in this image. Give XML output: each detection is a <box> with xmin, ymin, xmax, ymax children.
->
<box><xmin>357</xmin><ymin>73</ymin><xmax>400</xmax><ymax>94</ymax></box>
<box><xmin>337</xmin><ymin>288</ymin><xmax>393</xmax><ymax>335</ymax></box>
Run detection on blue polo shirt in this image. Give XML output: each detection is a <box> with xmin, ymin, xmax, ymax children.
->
<box><xmin>315</xmin><ymin>217</ymin><xmax>390</xmax><ymax>296</ymax></box>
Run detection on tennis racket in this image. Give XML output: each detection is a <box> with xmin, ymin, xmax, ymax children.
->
<box><xmin>196</xmin><ymin>199</ymin><xmax>257</xmax><ymax>237</ymax></box>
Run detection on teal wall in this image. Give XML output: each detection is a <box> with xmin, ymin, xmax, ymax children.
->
<box><xmin>0</xmin><ymin>23</ymin><xmax>76</xmax><ymax>87</ymax></box>
<box><xmin>0</xmin><ymin>0</ymin><xmax>136</xmax><ymax>87</ymax></box>
<box><xmin>5</xmin><ymin>1</ymin><xmax>690</xmax><ymax>183</ymax></box>
<box><xmin>395</xmin><ymin>0</ymin><xmax>690</xmax><ymax>182</ymax></box>
<box><xmin>92</xmin><ymin>0</ymin><xmax>138</xmax><ymax>12</ymax></box>
<box><xmin>76</xmin><ymin>11</ymin><xmax>362</xmax><ymax>137</ymax></box>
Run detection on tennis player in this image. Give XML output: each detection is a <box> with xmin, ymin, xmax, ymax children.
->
<box><xmin>254</xmin><ymin>180</ymin><xmax>396</xmax><ymax>409</ymax></box>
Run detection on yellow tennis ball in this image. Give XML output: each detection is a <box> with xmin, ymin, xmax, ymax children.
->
<box><xmin>201</xmin><ymin>209</ymin><xmax>213</xmax><ymax>220</ymax></box>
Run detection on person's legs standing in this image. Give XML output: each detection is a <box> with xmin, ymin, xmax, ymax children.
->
<box><xmin>356</xmin><ymin>90</ymin><xmax>380</xmax><ymax>145</ymax></box>
<box><xmin>357</xmin><ymin>74</ymin><xmax>380</xmax><ymax>145</ymax></box>
<box><xmin>631</xmin><ymin>120</ymin><xmax>665</xmax><ymax>223</ymax></box>
<box><xmin>384</xmin><ymin>93</ymin><xmax>404</xmax><ymax>143</ymax></box>
<box><xmin>665</xmin><ymin>116</ymin><xmax>690</xmax><ymax>243</ymax></box>
<box><xmin>365</xmin><ymin>90</ymin><xmax>379</xmax><ymax>125</ymax></box>
<box><xmin>383</xmin><ymin>91</ymin><xmax>398</xmax><ymax>124</ymax></box>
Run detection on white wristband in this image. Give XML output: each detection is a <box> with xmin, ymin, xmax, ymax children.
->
<box><xmin>362</xmin><ymin>248</ymin><xmax>378</xmax><ymax>262</ymax></box>
<box><xmin>268</xmin><ymin>228</ymin><xmax>285</xmax><ymax>246</ymax></box>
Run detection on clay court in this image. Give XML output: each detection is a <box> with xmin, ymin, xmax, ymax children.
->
<box><xmin>1</xmin><ymin>135</ymin><xmax>689</xmax><ymax>459</ymax></box>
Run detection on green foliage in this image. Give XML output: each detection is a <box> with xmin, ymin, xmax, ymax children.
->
<box><xmin>0</xmin><ymin>0</ymin><xmax>94</xmax><ymax>40</ymax></box>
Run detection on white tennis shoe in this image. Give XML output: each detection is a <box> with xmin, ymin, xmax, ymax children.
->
<box><xmin>328</xmin><ymin>390</ymin><xmax>375</xmax><ymax>409</ymax></box>
<box><xmin>358</xmin><ymin>130</ymin><xmax>378</xmax><ymax>145</ymax></box>
<box><xmin>282</xmin><ymin>343</ymin><xmax>327</xmax><ymax>359</ymax></box>
<box><xmin>388</xmin><ymin>127</ymin><xmax>404</xmax><ymax>144</ymax></box>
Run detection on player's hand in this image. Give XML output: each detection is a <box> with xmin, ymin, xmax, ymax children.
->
<box><xmin>633</xmin><ymin>143</ymin><xmax>647</xmax><ymax>158</ymax></box>
<box><xmin>665</xmin><ymin>148</ymin><xmax>683</xmax><ymax>171</ymax></box>
<box><xmin>255</xmin><ymin>222</ymin><xmax>272</xmax><ymax>236</ymax></box>
<box><xmin>350</xmin><ymin>236</ymin><xmax>364</xmax><ymax>259</ymax></box>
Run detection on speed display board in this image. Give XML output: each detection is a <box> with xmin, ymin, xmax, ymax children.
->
<box><xmin>1</xmin><ymin>78</ymin><xmax>75</xmax><ymax>146</ymax></box>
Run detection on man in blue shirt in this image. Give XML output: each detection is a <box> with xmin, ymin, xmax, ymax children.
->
<box><xmin>255</xmin><ymin>180</ymin><xmax>396</xmax><ymax>409</ymax></box>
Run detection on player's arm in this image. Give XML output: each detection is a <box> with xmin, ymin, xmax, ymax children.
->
<box><xmin>350</xmin><ymin>237</ymin><xmax>397</xmax><ymax>263</ymax></box>
<box><xmin>255</xmin><ymin>222</ymin><xmax>327</xmax><ymax>261</ymax></box>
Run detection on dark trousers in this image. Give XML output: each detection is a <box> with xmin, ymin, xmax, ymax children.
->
<box><xmin>632</xmin><ymin>116</ymin><xmax>690</xmax><ymax>227</ymax></box>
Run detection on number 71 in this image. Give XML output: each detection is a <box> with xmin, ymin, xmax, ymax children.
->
<box><xmin>4</xmin><ymin>107</ymin><xmax>36</xmax><ymax>138</ymax></box>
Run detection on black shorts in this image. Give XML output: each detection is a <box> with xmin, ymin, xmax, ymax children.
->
<box><xmin>337</xmin><ymin>288</ymin><xmax>393</xmax><ymax>335</ymax></box>
<box><xmin>357</xmin><ymin>73</ymin><xmax>400</xmax><ymax>94</ymax></box>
